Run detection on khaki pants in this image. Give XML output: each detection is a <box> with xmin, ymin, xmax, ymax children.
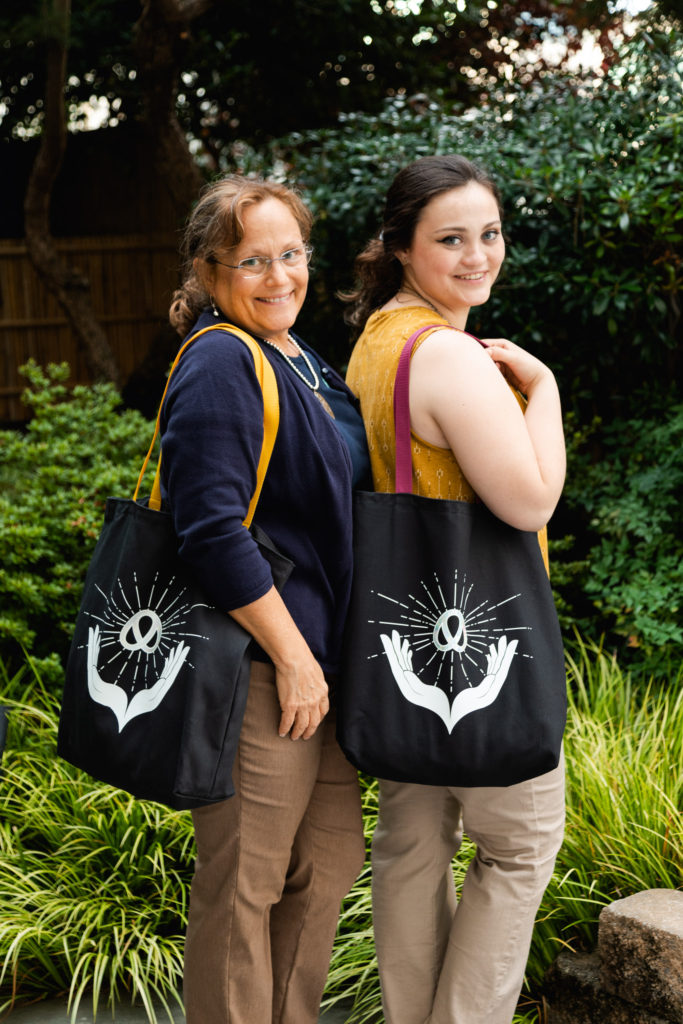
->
<box><xmin>372</xmin><ymin>752</ymin><xmax>565</xmax><ymax>1024</ymax></box>
<box><xmin>183</xmin><ymin>661</ymin><xmax>365</xmax><ymax>1024</ymax></box>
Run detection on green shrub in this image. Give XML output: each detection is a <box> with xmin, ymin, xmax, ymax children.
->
<box><xmin>0</xmin><ymin>362</ymin><xmax>154</xmax><ymax>689</ymax></box>
<box><xmin>251</xmin><ymin>21</ymin><xmax>682</xmax><ymax>423</ymax></box>
<box><xmin>560</xmin><ymin>405</ymin><xmax>683</xmax><ymax>669</ymax></box>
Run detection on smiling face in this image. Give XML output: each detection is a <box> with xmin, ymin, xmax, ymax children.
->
<box><xmin>398</xmin><ymin>181</ymin><xmax>505</xmax><ymax>327</ymax></box>
<box><xmin>206</xmin><ymin>197</ymin><xmax>309</xmax><ymax>346</ymax></box>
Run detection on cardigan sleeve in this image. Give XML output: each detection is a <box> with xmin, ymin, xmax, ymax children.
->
<box><xmin>160</xmin><ymin>329</ymin><xmax>275</xmax><ymax>612</ymax></box>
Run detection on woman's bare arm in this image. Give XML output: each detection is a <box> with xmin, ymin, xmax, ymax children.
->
<box><xmin>409</xmin><ymin>330</ymin><xmax>565</xmax><ymax>531</ymax></box>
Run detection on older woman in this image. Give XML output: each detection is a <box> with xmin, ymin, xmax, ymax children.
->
<box><xmin>162</xmin><ymin>175</ymin><xmax>367</xmax><ymax>1024</ymax></box>
<box><xmin>345</xmin><ymin>154</ymin><xmax>566</xmax><ymax>1024</ymax></box>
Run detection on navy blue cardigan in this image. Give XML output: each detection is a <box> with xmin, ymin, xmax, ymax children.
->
<box><xmin>159</xmin><ymin>312</ymin><xmax>358</xmax><ymax>673</ymax></box>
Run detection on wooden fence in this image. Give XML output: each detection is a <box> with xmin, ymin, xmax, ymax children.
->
<box><xmin>0</xmin><ymin>234</ymin><xmax>180</xmax><ymax>423</ymax></box>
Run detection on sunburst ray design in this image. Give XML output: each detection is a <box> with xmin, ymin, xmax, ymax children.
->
<box><xmin>78</xmin><ymin>571</ymin><xmax>215</xmax><ymax>732</ymax></box>
<box><xmin>369</xmin><ymin>569</ymin><xmax>531</xmax><ymax>695</ymax></box>
<box><xmin>84</xmin><ymin>571</ymin><xmax>212</xmax><ymax>693</ymax></box>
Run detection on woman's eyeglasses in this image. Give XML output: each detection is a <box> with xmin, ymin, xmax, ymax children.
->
<box><xmin>208</xmin><ymin>246</ymin><xmax>313</xmax><ymax>278</ymax></box>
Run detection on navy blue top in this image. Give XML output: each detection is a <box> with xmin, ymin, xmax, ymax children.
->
<box><xmin>289</xmin><ymin>349</ymin><xmax>371</xmax><ymax>489</ymax></box>
<box><xmin>159</xmin><ymin>310</ymin><xmax>367</xmax><ymax>673</ymax></box>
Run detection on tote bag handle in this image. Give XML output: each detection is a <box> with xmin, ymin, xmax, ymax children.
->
<box><xmin>393</xmin><ymin>324</ymin><xmax>487</xmax><ymax>494</ymax></box>
<box><xmin>134</xmin><ymin>324</ymin><xmax>279</xmax><ymax>529</ymax></box>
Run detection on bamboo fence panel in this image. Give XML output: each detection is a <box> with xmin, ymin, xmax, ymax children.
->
<box><xmin>0</xmin><ymin>234</ymin><xmax>179</xmax><ymax>422</ymax></box>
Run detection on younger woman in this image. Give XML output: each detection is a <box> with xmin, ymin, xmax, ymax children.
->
<box><xmin>345</xmin><ymin>154</ymin><xmax>566</xmax><ymax>1024</ymax></box>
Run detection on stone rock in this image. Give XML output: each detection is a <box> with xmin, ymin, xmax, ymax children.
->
<box><xmin>599</xmin><ymin>889</ymin><xmax>683</xmax><ymax>1023</ymax></box>
<box><xmin>545</xmin><ymin>950</ymin><xmax>673</xmax><ymax>1024</ymax></box>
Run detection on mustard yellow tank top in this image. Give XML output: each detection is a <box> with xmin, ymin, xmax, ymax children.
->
<box><xmin>346</xmin><ymin>306</ymin><xmax>550</xmax><ymax>572</ymax></box>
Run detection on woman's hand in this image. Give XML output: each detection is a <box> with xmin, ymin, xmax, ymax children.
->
<box><xmin>480</xmin><ymin>337</ymin><xmax>553</xmax><ymax>396</ymax></box>
<box><xmin>272</xmin><ymin>653</ymin><xmax>330</xmax><ymax>741</ymax></box>
<box><xmin>229</xmin><ymin>585</ymin><xmax>329</xmax><ymax>740</ymax></box>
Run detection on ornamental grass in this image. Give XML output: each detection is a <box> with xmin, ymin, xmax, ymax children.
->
<box><xmin>1</xmin><ymin>638</ymin><xmax>681</xmax><ymax>1022</ymax></box>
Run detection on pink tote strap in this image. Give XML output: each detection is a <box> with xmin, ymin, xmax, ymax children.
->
<box><xmin>393</xmin><ymin>323</ymin><xmax>488</xmax><ymax>494</ymax></box>
<box><xmin>393</xmin><ymin>325</ymin><xmax>442</xmax><ymax>493</ymax></box>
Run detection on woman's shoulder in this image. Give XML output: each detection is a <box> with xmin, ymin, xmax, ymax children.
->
<box><xmin>183</xmin><ymin>317</ymin><xmax>260</xmax><ymax>358</ymax></box>
<box><xmin>348</xmin><ymin>308</ymin><xmax>433</xmax><ymax>396</ymax></box>
<box><xmin>165</xmin><ymin>318</ymin><xmax>266</xmax><ymax>411</ymax></box>
<box><xmin>172</xmin><ymin>319</ymin><xmax>267</xmax><ymax>385</ymax></box>
<box><xmin>362</xmin><ymin>304</ymin><xmax>446</xmax><ymax>337</ymax></box>
<box><xmin>351</xmin><ymin>307</ymin><xmax>449</xmax><ymax>368</ymax></box>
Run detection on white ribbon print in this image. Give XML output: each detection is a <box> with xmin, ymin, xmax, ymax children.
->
<box><xmin>87</xmin><ymin>624</ymin><xmax>189</xmax><ymax>733</ymax></box>
<box><xmin>380</xmin><ymin>630</ymin><xmax>518</xmax><ymax>734</ymax></box>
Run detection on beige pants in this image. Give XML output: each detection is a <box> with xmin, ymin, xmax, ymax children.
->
<box><xmin>183</xmin><ymin>661</ymin><xmax>365</xmax><ymax>1024</ymax></box>
<box><xmin>372</xmin><ymin>753</ymin><xmax>565</xmax><ymax>1024</ymax></box>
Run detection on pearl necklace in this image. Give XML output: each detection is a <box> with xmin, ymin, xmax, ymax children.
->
<box><xmin>261</xmin><ymin>334</ymin><xmax>335</xmax><ymax>418</ymax></box>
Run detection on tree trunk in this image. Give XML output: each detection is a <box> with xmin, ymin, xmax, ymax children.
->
<box><xmin>133</xmin><ymin>0</ymin><xmax>212</xmax><ymax>216</ymax></box>
<box><xmin>23</xmin><ymin>0</ymin><xmax>121</xmax><ymax>386</ymax></box>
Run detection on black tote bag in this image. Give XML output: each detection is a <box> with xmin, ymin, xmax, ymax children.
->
<box><xmin>338</xmin><ymin>325</ymin><xmax>566</xmax><ymax>788</ymax></box>
<box><xmin>58</xmin><ymin>325</ymin><xmax>291</xmax><ymax>810</ymax></box>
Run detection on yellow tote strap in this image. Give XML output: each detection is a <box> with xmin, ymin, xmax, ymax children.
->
<box><xmin>134</xmin><ymin>323</ymin><xmax>279</xmax><ymax>529</ymax></box>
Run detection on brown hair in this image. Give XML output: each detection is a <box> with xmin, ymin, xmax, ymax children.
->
<box><xmin>169</xmin><ymin>175</ymin><xmax>313</xmax><ymax>336</ymax></box>
<box><xmin>343</xmin><ymin>154</ymin><xmax>502</xmax><ymax>336</ymax></box>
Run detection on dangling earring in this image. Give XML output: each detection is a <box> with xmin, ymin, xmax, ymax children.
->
<box><xmin>210</xmin><ymin>296</ymin><xmax>220</xmax><ymax>317</ymax></box>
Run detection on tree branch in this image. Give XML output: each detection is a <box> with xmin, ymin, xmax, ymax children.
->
<box><xmin>23</xmin><ymin>0</ymin><xmax>121</xmax><ymax>385</ymax></box>
<box><xmin>133</xmin><ymin>0</ymin><xmax>212</xmax><ymax>212</ymax></box>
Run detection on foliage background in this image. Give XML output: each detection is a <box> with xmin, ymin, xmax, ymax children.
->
<box><xmin>251</xmin><ymin>22</ymin><xmax>683</xmax><ymax>671</ymax></box>
<box><xmin>0</xmin><ymin>364</ymin><xmax>151</xmax><ymax>684</ymax></box>
<box><xmin>1</xmin><ymin>3</ymin><xmax>682</xmax><ymax>1022</ymax></box>
<box><xmin>3</xmin><ymin>18</ymin><xmax>681</xmax><ymax>682</ymax></box>
<box><xmin>256</xmin><ymin>26</ymin><xmax>682</xmax><ymax>414</ymax></box>
<box><xmin>0</xmin><ymin>0</ymin><xmax>624</xmax><ymax>146</ymax></box>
